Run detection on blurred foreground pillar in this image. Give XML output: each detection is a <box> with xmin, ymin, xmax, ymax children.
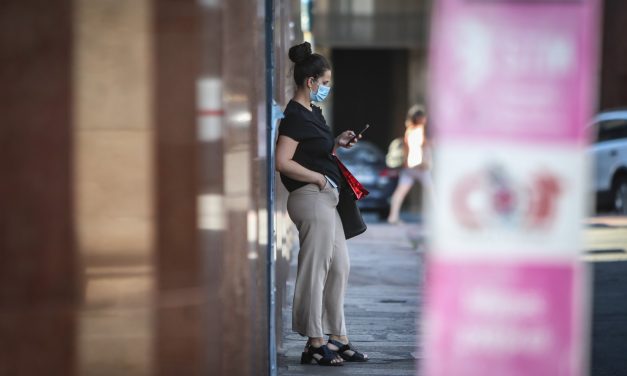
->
<box><xmin>0</xmin><ymin>1</ymin><xmax>79</xmax><ymax>375</ymax></box>
<box><xmin>73</xmin><ymin>0</ymin><xmax>155</xmax><ymax>374</ymax></box>
<box><xmin>423</xmin><ymin>0</ymin><xmax>600</xmax><ymax>375</ymax></box>
<box><xmin>152</xmin><ymin>1</ymin><xmax>207</xmax><ymax>375</ymax></box>
<box><xmin>153</xmin><ymin>0</ymin><xmax>270</xmax><ymax>374</ymax></box>
<box><xmin>1</xmin><ymin>0</ymin><xmax>273</xmax><ymax>374</ymax></box>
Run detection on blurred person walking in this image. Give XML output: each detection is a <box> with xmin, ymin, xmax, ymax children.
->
<box><xmin>275</xmin><ymin>42</ymin><xmax>369</xmax><ymax>366</ymax></box>
<box><xmin>387</xmin><ymin>105</ymin><xmax>434</xmax><ymax>224</ymax></box>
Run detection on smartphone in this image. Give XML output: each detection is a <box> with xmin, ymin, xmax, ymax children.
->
<box><xmin>349</xmin><ymin>124</ymin><xmax>370</xmax><ymax>144</ymax></box>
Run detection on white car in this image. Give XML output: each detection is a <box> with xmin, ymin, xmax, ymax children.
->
<box><xmin>589</xmin><ymin>109</ymin><xmax>627</xmax><ymax>214</ymax></box>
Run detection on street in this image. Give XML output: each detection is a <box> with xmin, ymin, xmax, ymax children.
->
<box><xmin>585</xmin><ymin>216</ymin><xmax>627</xmax><ymax>376</ymax></box>
<box><xmin>278</xmin><ymin>215</ymin><xmax>627</xmax><ymax>376</ymax></box>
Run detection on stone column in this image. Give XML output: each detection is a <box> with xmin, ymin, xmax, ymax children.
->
<box><xmin>0</xmin><ymin>1</ymin><xmax>78</xmax><ymax>375</ymax></box>
<box><xmin>72</xmin><ymin>0</ymin><xmax>155</xmax><ymax>375</ymax></box>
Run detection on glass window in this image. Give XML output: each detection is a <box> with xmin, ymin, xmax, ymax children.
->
<box><xmin>597</xmin><ymin>119</ymin><xmax>627</xmax><ymax>143</ymax></box>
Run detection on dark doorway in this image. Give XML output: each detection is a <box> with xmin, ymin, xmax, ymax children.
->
<box><xmin>331</xmin><ymin>49</ymin><xmax>408</xmax><ymax>154</ymax></box>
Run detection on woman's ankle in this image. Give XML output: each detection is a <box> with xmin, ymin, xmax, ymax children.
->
<box><xmin>308</xmin><ymin>337</ymin><xmax>325</xmax><ymax>347</ymax></box>
<box><xmin>328</xmin><ymin>335</ymin><xmax>348</xmax><ymax>344</ymax></box>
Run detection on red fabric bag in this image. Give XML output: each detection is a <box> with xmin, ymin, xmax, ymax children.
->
<box><xmin>333</xmin><ymin>155</ymin><xmax>369</xmax><ymax>200</ymax></box>
<box><xmin>332</xmin><ymin>153</ymin><xmax>368</xmax><ymax>239</ymax></box>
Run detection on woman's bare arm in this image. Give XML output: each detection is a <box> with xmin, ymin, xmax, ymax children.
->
<box><xmin>275</xmin><ymin>135</ymin><xmax>326</xmax><ymax>189</ymax></box>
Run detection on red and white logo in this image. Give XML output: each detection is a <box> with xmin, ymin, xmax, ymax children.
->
<box><xmin>452</xmin><ymin>164</ymin><xmax>561</xmax><ymax>231</ymax></box>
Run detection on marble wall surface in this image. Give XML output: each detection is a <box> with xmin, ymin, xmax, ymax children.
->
<box><xmin>1</xmin><ymin>1</ymin><xmax>78</xmax><ymax>375</ymax></box>
<box><xmin>2</xmin><ymin>0</ymin><xmax>295</xmax><ymax>375</ymax></box>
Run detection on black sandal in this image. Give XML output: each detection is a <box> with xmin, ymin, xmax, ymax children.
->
<box><xmin>300</xmin><ymin>344</ymin><xmax>343</xmax><ymax>366</ymax></box>
<box><xmin>328</xmin><ymin>339</ymin><xmax>369</xmax><ymax>362</ymax></box>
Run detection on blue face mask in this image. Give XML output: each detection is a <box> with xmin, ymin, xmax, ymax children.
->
<box><xmin>310</xmin><ymin>82</ymin><xmax>331</xmax><ymax>102</ymax></box>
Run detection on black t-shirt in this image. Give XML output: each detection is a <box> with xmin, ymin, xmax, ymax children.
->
<box><xmin>278</xmin><ymin>100</ymin><xmax>342</xmax><ymax>192</ymax></box>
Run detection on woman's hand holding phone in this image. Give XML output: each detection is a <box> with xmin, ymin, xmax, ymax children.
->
<box><xmin>348</xmin><ymin>124</ymin><xmax>369</xmax><ymax>144</ymax></box>
<box><xmin>337</xmin><ymin>124</ymin><xmax>370</xmax><ymax>148</ymax></box>
<box><xmin>336</xmin><ymin>131</ymin><xmax>358</xmax><ymax>148</ymax></box>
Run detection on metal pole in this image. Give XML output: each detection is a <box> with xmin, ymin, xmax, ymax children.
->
<box><xmin>265</xmin><ymin>0</ymin><xmax>277</xmax><ymax>375</ymax></box>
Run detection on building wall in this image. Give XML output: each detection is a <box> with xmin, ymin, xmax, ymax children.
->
<box><xmin>73</xmin><ymin>1</ymin><xmax>155</xmax><ymax>374</ymax></box>
<box><xmin>1</xmin><ymin>0</ymin><xmax>295</xmax><ymax>375</ymax></box>
<box><xmin>1</xmin><ymin>1</ymin><xmax>78</xmax><ymax>375</ymax></box>
<box><xmin>599</xmin><ymin>0</ymin><xmax>627</xmax><ymax>110</ymax></box>
<box><xmin>313</xmin><ymin>0</ymin><xmax>428</xmax><ymax>49</ymax></box>
<box><xmin>153</xmin><ymin>0</ymin><xmax>272</xmax><ymax>374</ymax></box>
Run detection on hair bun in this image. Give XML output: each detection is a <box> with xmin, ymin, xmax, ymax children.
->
<box><xmin>288</xmin><ymin>42</ymin><xmax>312</xmax><ymax>64</ymax></box>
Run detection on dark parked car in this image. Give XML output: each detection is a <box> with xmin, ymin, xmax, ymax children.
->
<box><xmin>335</xmin><ymin>141</ymin><xmax>399</xmax><ymax>219</ymax></box>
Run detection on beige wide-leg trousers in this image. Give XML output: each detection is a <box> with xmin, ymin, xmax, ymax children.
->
<box><xmin>287</xmin><ymin>183</ymin><xmax>350</xmax><ymax>338</ymax></box>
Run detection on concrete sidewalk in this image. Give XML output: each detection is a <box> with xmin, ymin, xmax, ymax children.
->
<box><xmin>585</xmin><ymin>215</ymin><xmax>627</xmax><ymax>228</ymax></box>
<box><xmin>277</xmin><ymin>223</ymin><xmax>424</xmax><ymax>376</ymax></box>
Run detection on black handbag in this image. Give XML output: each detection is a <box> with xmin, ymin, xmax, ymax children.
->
<box><xmin>336</xmin><ymin>185</ymin><xmax>367</xmax><ymax>239</ymax></box>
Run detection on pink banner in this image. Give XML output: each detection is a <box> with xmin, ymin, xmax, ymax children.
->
<box><xmin>424</xmin><ymin>0</ymin><xmax>599</xmax><ymax>375</ymax></box>
<box><xmin>423</xmin><ymin>260</ymin><xmax>585</xmax><ymax>376</ymax></box>
<box><xmin>429</xmin><ymin>0</ymin><xmax>599</xmax><ymax>144</ymax></box>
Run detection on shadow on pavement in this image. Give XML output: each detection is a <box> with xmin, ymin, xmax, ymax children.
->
<box><xmin>590</xmin><ymin>260</ymin><xmax>627</xmax><ymax>376</ymax></box>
